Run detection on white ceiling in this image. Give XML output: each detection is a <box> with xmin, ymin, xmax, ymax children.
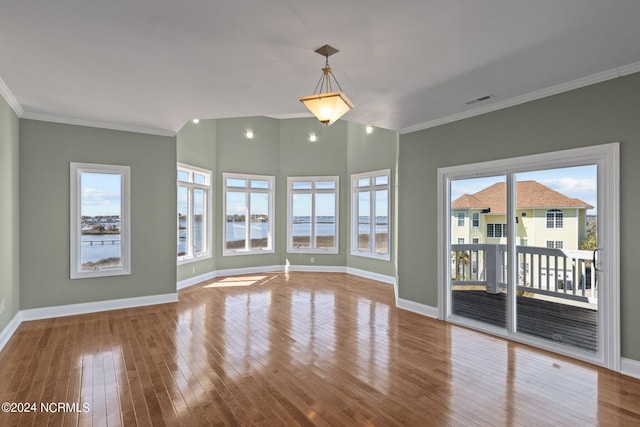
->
<box><xmin>2</xmin><ymin>0</ymin><xmax>640</xmax><ymax>136</ymax></box>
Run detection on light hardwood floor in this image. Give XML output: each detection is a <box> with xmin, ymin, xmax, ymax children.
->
<box><xmin>1</xmin><ymin>272</ymin><xmax>639</xmax><ymax>426</ymax></box>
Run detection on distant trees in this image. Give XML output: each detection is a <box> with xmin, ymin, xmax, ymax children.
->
<box><xmin>580</xmin><ymin>217</ymin><xmax>597</xmax><ymax>251</ymax></box>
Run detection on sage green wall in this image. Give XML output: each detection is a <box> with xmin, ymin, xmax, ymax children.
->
<box><xmin>174</xmin><ymin>116</ymin><xmax>398</xmax><ymax>283</ymax></box>
<box><xmin>280</xmin><ymin>118</ymin><xmax>349</xmax><ymax>267</ymax></box>
<box><xmin>0</xmin><ymin>96</ymin><xmax>19</xmax><ymax>331</ymax></box>
<box><xmin>215</xmin><ymin>117</ymin><xmax>282</xmax><ymax>270</ymax></box>
<box><xmin>19</xmin><ymin>120</ymin><xmax>177</xmax><ymax>309</ymax></box>
<box><xmin>398</xmin><ymin>72</ymin><xmax>640</xmax><ymax>361</ymax></box>
<box><xmin>347</xmin><ymin>122</ymin><xmax>398</xmax><ymax>277</ymax></box>
<box><xmin>176</xmin><ymin>119</ymin><xmax>217</xmax><ymax>281</ymax></box>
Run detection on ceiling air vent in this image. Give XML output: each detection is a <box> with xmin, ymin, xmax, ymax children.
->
<box><xmin>465</xmin><ymin>95</ymin><xmax>492</xmax><ymax>105</ymax></box>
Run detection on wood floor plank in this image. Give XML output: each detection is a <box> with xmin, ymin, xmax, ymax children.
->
<box><xmin>1</xmin><ymin>271</ymin><xmax>639</xmax><ymax>426</ymax></box>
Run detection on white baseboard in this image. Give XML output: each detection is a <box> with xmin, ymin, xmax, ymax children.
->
<box><xmin>287</xmin><ymin>265</ymin><xmax>347</xmax><ymax>273</ymax></box>
<box><xmin>0</xmin><ymin>293</ymin><xmax>178</xmax><ymax>354</ymax></box>
<box><xmin>0</xmin><ymin>312</ymin><xmax>22</xmax><ymax>353</ymax></box>
<box><xmin>346</xmin><ymin>267</ymin><xmax>396</xmax><ymax>285</ymax></box>
<box><xmin>177</xmin><ymin>271</ymin><xmax>218</xmax><ymax>290</ymax></box>
<box><xmin>397</xmin><ymin>298</ymin><xmax>439</xmax><ymax>319</ymax></box>
<box><xmin>19</xmin><ymin>293</ymin><xmax>179</xmax><ymax>322</ymax></box>
<box><xmin>214</xmin><ymin>265</ymin><xmax>285</xmax><ymax>278</ymax></box>
<box><xmin>621</xmin><ymin>357</ymin><xmax>640</xmax><ymax>380</ymax></box>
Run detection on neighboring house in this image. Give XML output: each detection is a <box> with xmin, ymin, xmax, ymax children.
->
<box><xmin>451</xmin><ymin>180</ymin><xmax>593</xmax><ymax>250</ymax></box>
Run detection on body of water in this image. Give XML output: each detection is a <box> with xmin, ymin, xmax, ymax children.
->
<box><xmin>224</xmin><ymin>217</ymin><xmax>388</xmax><ymax>242</ymax></box>
<box><xmin>177</xmin><ymin>216</ymin><xmax>389</xmax><ymax>252</ymax></box>
<box><xmin>81</xmin><ymin>234</ymin><xmax>121</xmax><ymax>264</ymax></box>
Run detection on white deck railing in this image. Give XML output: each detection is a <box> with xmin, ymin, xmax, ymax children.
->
<box><xmin>451</xmin><ymin>244</ymin><xmax>597</xmax><ymax>303</ymax></box>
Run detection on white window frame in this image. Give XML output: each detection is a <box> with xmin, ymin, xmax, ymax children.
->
<box><xmin>487</xmin><ymin>223</ymin><xmax>507</xmax><ymax>238</ymax></box>
<box><xmin>177</xmin><ymin>163</ymin><xmax>212</xmax><ymax>264</ymax></box>
<box><xmin>457</xmin><ymin>212</ymin><xmax>465</xmax><ymax>227</ymax></box>
<box><xmin>546</xmin><ymin>209</ymin><xmax>564</xmax><ymax>229</ymax></box>
<box><xmin>438</xmin><ymin>143</ymin><xmax>620</xmax><ymax>371</ymax></box>
<box><xmin>472</xmin><ymin>212</ymin><xmax>480</xmax><ymax>228</ymax></box>
<box><xmin>351</xmin><ymin>169</ymin><xmax>391</xmax><ymax>260</ymax></box>
<box><xmin>287</xmin><ymin>176</ymin><xmax>339</xmax><ymax>254</ymax></box>
<box><xmin>70</xmin><ymin>162</ymin><xmax>130</xmax><ymax>279</ymax></box>
<box><xmin>223</xmin><ymin>172</ymin><xmax>275</xmax><ymax>256</ymax></box>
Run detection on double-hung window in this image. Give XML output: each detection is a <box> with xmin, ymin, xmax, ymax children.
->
<box><xmin>351</xmin><ymin>169</ymin><xmax>391</xmax><ymax>259</ymax></box>
<box><xmin>70</xmin><ymin>162</ymin><xmax>130</xmax><ymax>279</ymax></box>
<box><xmin>287</xmin><ymin>176</ymin><xmax>339</xmax><ymax>253</ymax></box>
<box><xmin>177</xmin><ymin>163</ymin><xmax>212</xmax><ymax>263</ymax></box>
<box><xmin>223</xmin><ymin>173</ymin><xmax>275</xmax><ymax>255</ymax></box>
<box><xmin>472</xmin><ymin>212</ymin><xmax>480</xmax><ymax>228</ymax></box>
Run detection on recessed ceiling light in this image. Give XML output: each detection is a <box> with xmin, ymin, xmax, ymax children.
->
<box><xmin>192</xmin><ymin>119</ymin><xmax>200</xmax><ymax>124</ymax></box>
<box><xmin>245</xmin><ymin>130</ymin><xmax>254</xmax><ymax>139</ymax></box>
<box><xmin>365</xmin><ymin>125</ymin><xmax>374</xmax><ymax>134</ymax></box>
<box><xmin>309</xmin><ymin>133</ymin><xmax>317</xmax><ymax>142</ymax></box>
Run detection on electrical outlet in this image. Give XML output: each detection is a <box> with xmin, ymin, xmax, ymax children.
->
<box><xmin>310</xmin><ymin>257</ymin><xmax>315</xmax><ymax>264</ymax></box>
<box><xmin>0</xmin><ymin>297</ymin><xmax>5</xmax><ymax>315</ymax></box>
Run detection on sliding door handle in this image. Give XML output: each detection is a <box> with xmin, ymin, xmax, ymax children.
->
<box><xmin>592</xmin><ymin>248</ymin><xmax>602</xmax><ymax>272</ymax></box>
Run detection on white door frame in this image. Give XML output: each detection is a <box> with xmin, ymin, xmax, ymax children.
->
<box><xmin>437</xmin><ymin>143</ymin><xmax>620</xmax><ymax>370</ymax></box>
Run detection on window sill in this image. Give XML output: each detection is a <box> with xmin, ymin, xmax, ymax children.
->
<box><xmin>177</xmin><ymin>253</ymin><xmax>212</xmax><ymax>265</ymax></box>
<box><xmin>350</xmin><ymin>251</ymin><xmax>391</xmax><ymax>261</ymax></box>
<box><xmin>287</xmin><ymin>248</ymin><xmax>339</xmax><ymax>255</ymax></box>
<box><xmin>223</xmin><ymin>249</ymin><xmax>275</xmax><ymax>257</ymax></box>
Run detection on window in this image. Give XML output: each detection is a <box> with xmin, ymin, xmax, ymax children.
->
<box><xmin>287</xmin><ymin>177</ymin><xmax>339</xmax><ymax>253</ymax></box>
<box><xmin>546</xmin><ymin>240</ymin><xmax>564</xmax><ymax>249</ymax></box>
<box><xmin>457</xmin><ymin>238</ymin><xmax>465</xmax><ymax>244</ymax></box>
<box><xmin>546</xmin><ymin>209</ymin><xmax>564</xmax><ymax>228</ymax></box>
<box><xmin>223</xmin><ymin>173</ymin><xmax>275</xmax><ymax>255</ymax></box>
<box><xmin>472</xmin><ymin>212</ymin><xmax>480</xmax><ymax>228</ymax></box>
<box><xmin>352</xmin><ymin>170</ymin><xmax>390</xmax><ymax>259</ymax></box>
<box><xmin>457</xmin><ymin>212</ymin><xmax>465</xmax><ymax>227</ymax></box>
<box><xmin>177</xmin><ymin>163</ymin><xmax>212</xmax><ymax>263</ymax></box>
<box><xmin>521</xmin><ymin>238</ymin><xmax>528</xmax><ymax>246</ymax></box>
<box><xmin>487</xmin><ymin>223</ymin><xmax>507</xmax><ymax>238</ymax></box>
<box><xmin>472</xmin><ymin>238</ymin><xmax>480</xmax><ymax>244</ymax></box>
<box><xmin>70</xmin><ymin>162</ymin><xmax>130</xmax><ymax>279</ymax></box>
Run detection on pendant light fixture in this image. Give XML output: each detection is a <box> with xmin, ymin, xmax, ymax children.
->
<box><xmin>299</xmin><ymin>44</ymin><xmax>354</xmax><ymax>126</ymax></box>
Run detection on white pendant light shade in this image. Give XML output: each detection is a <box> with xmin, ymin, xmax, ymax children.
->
<box><xmin>299</xmin><ymin>91</ymin><xmax>354</xmax><ymax>126</ymax></box>
<box><xmin>299</xmin><ymin>45</ymin><xmax>354</xmax><ymax>126</ymax></box>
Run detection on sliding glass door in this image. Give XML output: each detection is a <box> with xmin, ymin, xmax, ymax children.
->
<box><xmin>514</xmin><ymin>166</ymin><xmax>598</xmax><ymax>352</ymax></box>
<box><xmin>449</xmin><ymin>175</ymin><xmax>508</xmax><ymax>330</ymax></box>
<box><xmin>439</xmin><ymin>144</ymin><xmax>619</xmax><ymax>368</ymax></box>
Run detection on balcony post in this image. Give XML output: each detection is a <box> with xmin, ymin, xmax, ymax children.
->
<box><xmin>486</xmin><ymin>244</ymin><xmax>502</xmax><ymax>294</ymax></box>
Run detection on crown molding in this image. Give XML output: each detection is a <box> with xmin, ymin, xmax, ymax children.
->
<box><xmin>21</xmin><ymin>111</ymin><xmax>176</xmax><ymax>137</ymax></box>
<box><xmin>399</xmin><ymin>60</ymin><xmax>640</xmax><ymax>135</ymax></box>
<box><xmin>265</xmin><ymin>112</ymin><xmax>313</xmax><ymax>120</ymax></box>
<box><xmin>0</xmin><ymin>76</ymin><xmax>24</xmax><ymax>116</ymax></box>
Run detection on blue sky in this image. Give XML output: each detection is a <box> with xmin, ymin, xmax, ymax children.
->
<box><xmin>292</xmin><ymin>193</ymin><xmax>337</xmax><ymax>217</ymax></box>
<box><xmin>81</xmin><ymin>172</ymin><xmax>121</xmax><ymax>217</ymax></box>
<box><xmin>451</xmin><ymin>165</ymin><xmax>598</xmax><ymax>213</ymax></box>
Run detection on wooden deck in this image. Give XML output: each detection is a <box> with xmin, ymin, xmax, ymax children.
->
<box><xmin>452</xmin><ymin>290</ymin><xmax>597</xmax><ymax>351</ymax></box>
